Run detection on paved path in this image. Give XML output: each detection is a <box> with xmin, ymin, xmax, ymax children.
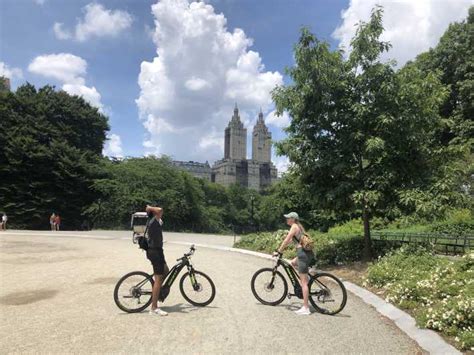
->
<box><xmin>0</xmin><ymin>231</ymin><xmax>421</xmax><ymax>354</ymax></box>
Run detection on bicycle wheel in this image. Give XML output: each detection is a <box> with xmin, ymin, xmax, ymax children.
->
<box><xmin>309</xmin><ymin>272</ymin><xmax>347</xmax><ymax>315</ymax></box>
<box><xmin>113</xmin><ymin>271</ymin><xmax>153</xmax><ymax>313</ymax></box>
<box><xmin>251</xmin><ymin>268</ymin><xmax>288</xmax><ymax>306</ymax></box>
<box><xmin>179</xmin><ymin>270</ymin><xmax>216</xmax><ymax>307</ymax></box>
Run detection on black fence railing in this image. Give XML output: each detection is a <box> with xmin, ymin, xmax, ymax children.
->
<box><xmin>371</xmin><ymin>231</ymin><xmax>474</xmax><ymax>255</ymax></box>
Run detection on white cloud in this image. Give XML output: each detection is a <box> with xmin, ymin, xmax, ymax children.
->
<box><xmin>185</xmin><ymin>77</ymin><xmax>211</xmax><ymax>91</ymax></box>
<box><xmin>0</xmin><ymin>61</ymin><xmax>23</xmax><ymax>80</ymax></box>
<box><xmin>28</xmin><ymin>53</ymin><xmax>86</xmax><ymax>84</ymax></box>
<box><xmin>28</xmin><ymin>53</ymin><xmax>103</xmax><ymax>110</ymax></box>
<box><xmin>103</xmin><ymin>133</ymin><xmax>123</xmax><ymax>157</ymax></box>
<box><xmin>53</xmin><ymin>23</ymin><xmax>72</xmax><ymax>40</ymax></box>
<box><xmin>265</xmin><ymin>110</ymin><xmax>290</xmax><ymax>129</ymax></box>
<box><xmin>137</xmin><ymin>0</ymin><xmax>283</xmax><ymax>162</ymax></box>
<box><xmin>53</xmin><ymin>3</ymin><xmax>133</xmax><ymax>42</ymax></box>
<box><xmin>333</xmin><ymin>0</ymin><xmax>473</xmax><ymax>67</ymax></box>
<box><xmin>62</xmin><ymin>83</ymin><xmax>103</xmax><ymax>109</ymax></box>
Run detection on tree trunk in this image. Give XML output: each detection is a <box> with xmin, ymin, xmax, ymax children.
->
<box><xmin>362</xmin><ymin>206</ymin><xmax>373</xmax><ymax>261</ymax></box>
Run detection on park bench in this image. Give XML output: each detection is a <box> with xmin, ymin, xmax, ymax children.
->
<box><xmin>371</xmin><ymin>231</ymin><xmax>474</xmax><ymax>255</ymax></box>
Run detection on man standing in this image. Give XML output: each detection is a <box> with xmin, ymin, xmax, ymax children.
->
<box><xmin>1</xmin><ymin>213</ymin><xmax>7</xmax><ymax>231</ymax></box>
<box><xmin>145</xmin><ymin>205</ymin><xmax>169</xmax><ymax>316</ymax></box>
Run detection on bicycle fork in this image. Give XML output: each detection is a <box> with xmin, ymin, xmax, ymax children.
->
<box><xmin>188</xmin><ymin>268</ymin><xmax>200</xmax><ymax>291</ymax></box>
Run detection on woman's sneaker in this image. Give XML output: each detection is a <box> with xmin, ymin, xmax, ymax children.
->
<box><xmin>295</xmin><ymin>306</ymin><xmax>311</xmax><ymax>315</ymax></box>
<box><xmin>149</xmin><ymin>308</ymin><xmax>168</xmax><ymax>316</ymax></box>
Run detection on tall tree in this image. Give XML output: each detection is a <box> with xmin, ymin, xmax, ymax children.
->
<box><xmin>272</xmin><ymin>6</ymin><xmax>446</xmax><ymax>259</ymax></box>
<box><xmin>408</xmin><ymin>6</ymin><xmax>474</xmax><ymax>209</ymax></box>
<box><xmin>0</xmin><ymin>84</ymin><xmax>109</xmax><ymax>229</ymax></box>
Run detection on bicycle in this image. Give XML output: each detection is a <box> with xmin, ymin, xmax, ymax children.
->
<box><xmin>250</xmin><ymin>253</ymin><xmax>347</xmax><ymax>315</ymax></box>
<box><xmin>114</xmin><ymin>245</ymin><xmax>216</xmax><ymax>313</ymax></box>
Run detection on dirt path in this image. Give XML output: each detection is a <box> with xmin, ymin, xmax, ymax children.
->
<box><xmin>0</xmin><ymin>232</ymin><xmax>421</xmax><ymax>354</ymax></box>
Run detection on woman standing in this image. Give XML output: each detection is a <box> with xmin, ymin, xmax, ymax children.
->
<box><xmin>50</xmin><ymin>213</ymin><xmax>56</xmax><ymax>231</ymax></box>
<box><xmin>274</xmin><ymin>212</ymin><xmax>314</xmax><ymax>315</ymax></box>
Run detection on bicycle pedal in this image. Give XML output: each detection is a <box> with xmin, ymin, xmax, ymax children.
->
<box><xmin>287</xmin><ymin>294</ymin><xmax>293</xmax><ymax>299</ymax></box>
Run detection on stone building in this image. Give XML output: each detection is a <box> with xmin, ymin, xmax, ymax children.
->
<box><xmin>0</xmin><ymin>77</ymin><xmax>11</xmax><ymax>92</ymax></box>
<box><xmin>212</xmin><ymin>105</ymin><xmax>277</xmax><ymax>190</ymax></box>
<box><xmin>172</xmin><ymin>160</ymin><xmax>212</xmax><ymax>181</ymax></box>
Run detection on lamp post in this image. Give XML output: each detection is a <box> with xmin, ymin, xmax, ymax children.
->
<box><xmin>250</xmin><ymin>195</ymin><xmax>255</xmax><ymax>231</ymax></box>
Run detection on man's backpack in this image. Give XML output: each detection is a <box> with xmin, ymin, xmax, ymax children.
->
<box><xmin>136</xmin><ymin>217</ymin><xmax>151</xmax><ymax>251</ymax></box>
<box><xmin>137</xmin><ymin>235</ymin><xmax>148</xmax><ymax>251</ymax></box>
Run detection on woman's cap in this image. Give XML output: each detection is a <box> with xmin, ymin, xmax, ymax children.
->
<box><xmin>283</xmin><ymin>212</ymin><xmax>299</xmax><ymax>220</ymax></box>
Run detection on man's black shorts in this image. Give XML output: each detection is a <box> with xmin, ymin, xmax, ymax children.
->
<box><xmin>146</xmin><ymin>248</ymin><xmax>166</xmax><ymax>275</ymax></box>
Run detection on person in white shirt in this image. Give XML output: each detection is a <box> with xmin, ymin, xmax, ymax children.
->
<box><xmin>1</xmin><ymin>213</ymin><xmax>7</xmax><ymax>231</ymax></box>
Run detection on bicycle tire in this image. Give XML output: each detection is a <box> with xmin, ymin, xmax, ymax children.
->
<box><xmin>251</xmin><ymin>268</ymin><xmax>288</xmax><ymax>306</ymax></box>
<box><xmin>113</xmin><ymin>271</ymin><xmax>154</xmax><ymax>313</ymax></box>
<box><xmin>179</xmin><ymin>270</ymin><xmax>216</xmax><ymax>307</ymax></box>
<box><xmin>308</xmin><ymin>272</ymin><xmax>347</xmax><ymax>315</ymax></box>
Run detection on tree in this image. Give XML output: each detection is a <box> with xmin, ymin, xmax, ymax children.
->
<box><xmin>0</xmin><ymin>84</ymin><xmax>109</xmax><ymax>229</ymax></box>
<box><xmin>413</xmin><ymin>6</ymin><xmax>473</xmax><ymax>146</ymax></box>
<box><xmin>272</xmin><ymin>7</ymin><xmax>446</xmax><ymax>259</ymax></box>
<box><xmin>408</xmin><ymin>6</ymin><xmax>474</xmax><ymax>210</ymax></box>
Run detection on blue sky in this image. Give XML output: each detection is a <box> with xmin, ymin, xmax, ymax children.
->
<box><xmin>1</xmin><ymin>0</ymin><xmax>472</xmax><ymax>172</ymax></box>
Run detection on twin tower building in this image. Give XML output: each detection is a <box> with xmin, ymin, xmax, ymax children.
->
<box><xmin>173</xmin><ymin>104</ymin><xmax>278</xmax><ymax>190</ymax></box>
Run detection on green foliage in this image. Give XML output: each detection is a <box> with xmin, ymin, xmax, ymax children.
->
<box><xmin>86</xmin><ymin>156</ymin><xmax>277</xmax><ymax>233</ymax></box>
<box><xmin>271</xmin><ymin>7</ymin><xmax>451</xmax><ymax>258</ymax></box>
<box><xmin>0</xmin><ymin>84</ymin><xmax>109</xmax><ymax>229</ymax></box>
<box><xmin>366</xmin><ymin>246</ymin><xmax>474</xmax><ymax>350</ymax></box>
<box><xmin>430</xmin><ymin>209</ymin><xmax>474</xmax><ymax>236</ymax></box>
<box><xmin>235</xmin><ymin>228</ymin><xmax>397</xmax><ymax>265</ymax></box>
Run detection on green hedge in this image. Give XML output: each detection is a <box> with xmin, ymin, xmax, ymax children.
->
<box><xmin>234</xmin><ymin>229</ymin><xmax>399</xmax><ymax>266</ymax></box>
<box><xmin>366</xmin><ymin>246</ymin><xmax>474</xmax><ymax>351</ymax></box>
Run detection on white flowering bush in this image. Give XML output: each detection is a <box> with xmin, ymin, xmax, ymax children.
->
<box><xmin>367</xmin><ymin>246</ymin><xmax>474</xmax><ymax>350</ymax></box>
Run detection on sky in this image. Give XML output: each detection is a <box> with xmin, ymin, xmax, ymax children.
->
<box><xmin>1</xmin><ymin>0</ymin><xmax>473</xmax><ymax>173</ymax></box>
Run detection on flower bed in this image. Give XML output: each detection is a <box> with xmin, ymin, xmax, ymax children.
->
<box><xmin>366</xmin><ymin>246</ymin><xmax>473</xmax><ymax>351</ymax></box>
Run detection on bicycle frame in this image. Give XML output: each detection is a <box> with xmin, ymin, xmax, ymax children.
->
<box><xmin>274</xmin><ymin>257</ymin><xmax>303</xmax><ymax>298</ymax></box>
<box><xmin>162</xmin><ymin>258</ymin><xmax>193</xmax><ymax>289</ymax></box>
<box><xmin>132</xmin><ymin>253</ymin><xmax>195</xmax><ymax>300</ymax></box>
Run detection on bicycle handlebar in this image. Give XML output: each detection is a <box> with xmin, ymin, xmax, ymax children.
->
<box><xmin>177</xmin><ymin>244</ymin><xmax>196</xmax><ymax>261</ymax></box>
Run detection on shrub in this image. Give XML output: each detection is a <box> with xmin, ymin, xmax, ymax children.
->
<box><xmin>235</xmin><ymin>229</ymin><xmax>397</xmax><ymax>266</ymax></box>
<box><xmin>430</xmin><ymin>209</ymin><xmax>474</xmax><ymax>237</ymax></box>
<box><xmin>366</xmin><ymin>247</ymin><xmax>474</xmax><ymax>351</ymax></box>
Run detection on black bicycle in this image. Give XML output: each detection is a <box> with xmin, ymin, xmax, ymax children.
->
<box><xmin>251</xmin><ymin>253</ymin><xmax>347</xmax><ymax>315</ymax></box>
<box><xmin>114</xmin><ymin>245</ymin><xmax>216</xmax><ymax>313</ymax></box>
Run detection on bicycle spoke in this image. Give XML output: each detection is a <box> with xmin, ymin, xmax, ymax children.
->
<box><xmin>180</xmin><ymin>271</ymin><xmax>215</xmax><ymax>306</ymax></box>
<box><xmin>251</xmin><ymin>269</ymin><xmax>287</xmax><ymax>306</ymax></box>
<box><xmin>309</xmin><ymin>274</ymin><xmax>346</xmax><ymax>314</ymax></box>
<box><xmin>115</xmin><ymin>273</ymin><xmax>153</xmax><ymax>312</ymax></box>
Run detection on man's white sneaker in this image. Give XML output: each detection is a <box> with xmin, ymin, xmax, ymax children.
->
<box><xmin>149</xmin><ymin>308</ymin><xmax>168</xmax><ymax>316</ymax></box>
<box><xmin>294</xmin><ymin>307</ymin><xmax>311</xmax><ymax>315</ymax></box>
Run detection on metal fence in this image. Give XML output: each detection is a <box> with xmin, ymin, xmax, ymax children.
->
<box><xmin>371</xmin><ymin>231</ymin><xmax>474</xmax><ymax>255</ymax></box>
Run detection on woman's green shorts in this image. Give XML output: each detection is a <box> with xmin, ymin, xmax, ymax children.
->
<box><xmin>296</xmin><ymin>247</ymin><xmax>315</xmax><ymax>273</ymax></box>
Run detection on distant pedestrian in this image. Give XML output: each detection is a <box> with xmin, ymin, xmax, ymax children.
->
<box><xmin>54</xmin><ymin>215</ymin><xmax>61</xmax><ymax>231</ymax></box>
<box><xmin>50</xmin><ymin>213</ymin><xmax>56</xmax><ymax>231</ymax></box>
<box><xmin>1</xmin><ymin>213</ymin><xmax>7</xmax><ymax>231</ymax></box>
